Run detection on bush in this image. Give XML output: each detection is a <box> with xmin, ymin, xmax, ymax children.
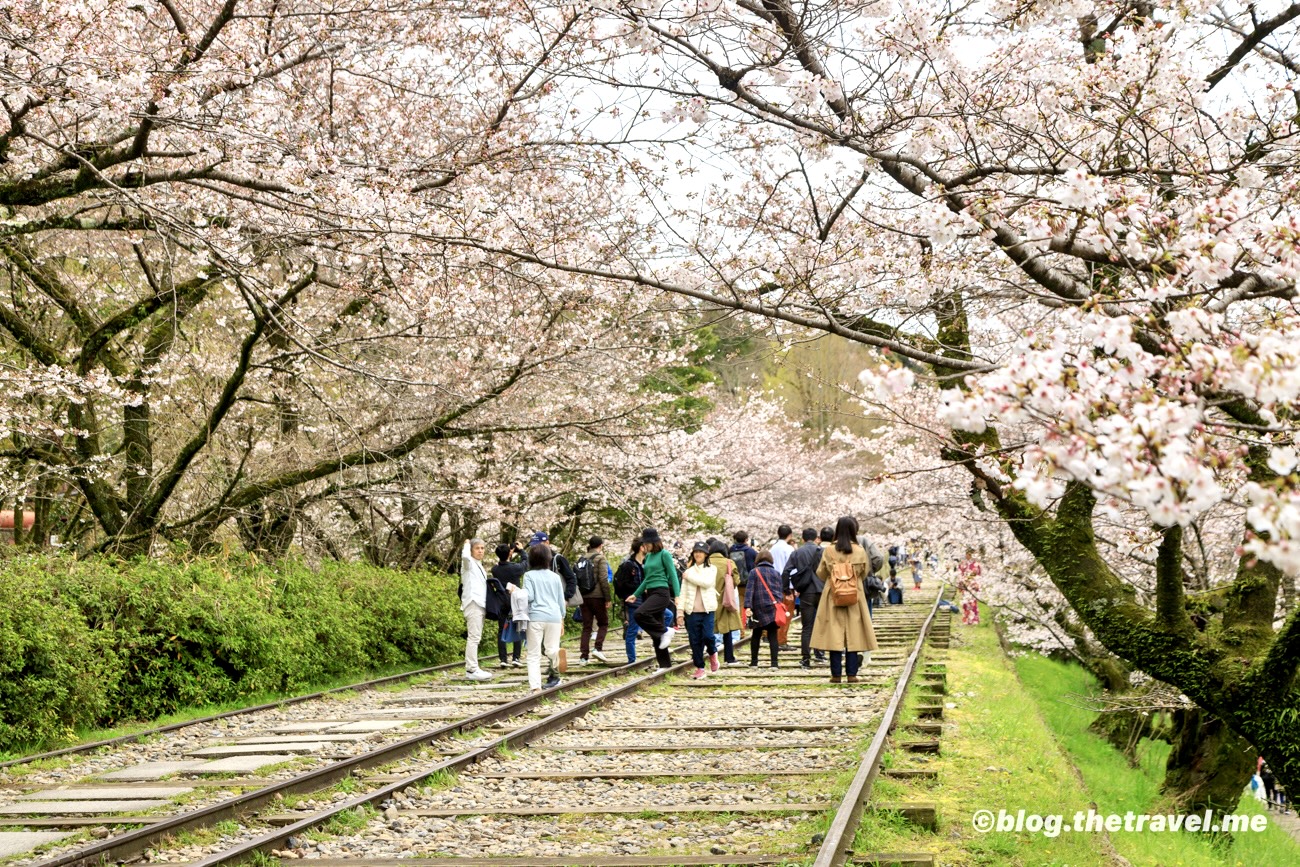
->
<box><xmin>0</xmin><ymin>552</ymin><xmax>466</xmax><ymax>754</ymax></box>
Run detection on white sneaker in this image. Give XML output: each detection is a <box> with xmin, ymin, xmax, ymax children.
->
<box><xmin>576</xmin><ymin>658</ymin><xmax>589</xmax><ymax>666</ymax></box>
<box><xmin>651</xmin><ymin>667</ymin><xmax>670</xmax><ymax>675</ymax></box>
<box><xmin>466</xmin><ymin>670</ymin><xmax>494</xmax><ymax>681</ymax></box>
<box><xmin>591</xmin><ymin>649</ymin><xmax>608</xmax><ymax>663</ymax></box>
<box><xmin>658</xmin><ymin>627</ymin><xmax>676</xmax><ymax>649</ymax></box>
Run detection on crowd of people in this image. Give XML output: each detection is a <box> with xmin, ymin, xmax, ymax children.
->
<box><xmin>458</xmin><ymin>520</ymin><xmax>973</xmax><ymax>692</ymax></box>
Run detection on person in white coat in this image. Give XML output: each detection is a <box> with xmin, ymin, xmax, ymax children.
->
<box><xmin>676</xmin><ymin>541</ymin><xmax>719</xmax><ymax>679</ymax></box>
<box><xmin>460</xmin><ymin>538</ymin><xmax>494</xmax><ymax>681</ymax></box>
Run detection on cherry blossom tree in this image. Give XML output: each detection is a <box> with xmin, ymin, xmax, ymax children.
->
<box><xmin>0</xmin><ymin>0</ymin><xmax>709</xmax><ymax>556</ymax></box>
<box><xmin>448</xmin><ymin>0</ymin><xmax>1300</xmax><ymax>803</ymax></box>
<box><xmin>7</xmin><ymin>0</ymin><xmax>1300</xmax><ymax>805</ymax></box>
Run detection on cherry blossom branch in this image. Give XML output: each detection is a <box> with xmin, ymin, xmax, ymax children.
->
<box><xmin>1207</xmin><ymin>3</ymin><xmax>1300</xmax><ymax>89</ymax></box>
<box><xmin>443</xmin><ymin>239</ymin><xmax>993</xmax><ymax>372</ymax></box>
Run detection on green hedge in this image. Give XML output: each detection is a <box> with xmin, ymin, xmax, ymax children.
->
<box><xmin>0</xmin><ymin>553</ymin><xmax>466</xmax><ymax>753</ymax></box>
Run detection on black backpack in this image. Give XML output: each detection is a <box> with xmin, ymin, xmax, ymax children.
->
<box><xmin>575</xmin><ymin>556</ymin><xmax>598</xmax><ymax>595</ymax></box>
<box><xmin>614</xmin><ymin>559</ymin><xmax>641</xmax><ymax>600</ymax></box>
<box><xmin>728</xmin><ymin>550</ymin><xmax>749</xmax><ymax>585</ymax></box>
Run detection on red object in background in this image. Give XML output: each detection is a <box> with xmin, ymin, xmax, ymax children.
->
<box><xmin>0</xmin><ymin>510</ymin><xmax>36</xmax><ymax>534</ymax></box>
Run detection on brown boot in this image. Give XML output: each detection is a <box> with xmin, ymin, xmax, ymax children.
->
<box><xmin>830</xmin><ymin>676</ymin><xmax>842</xmax><ymax>684</ymax></box>
<box><xmin>847</xmin><ymin>675</ymin><xmax>860</xmax><ymax>683</ymax></box>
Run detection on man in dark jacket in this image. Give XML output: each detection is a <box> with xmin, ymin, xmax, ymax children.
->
<box><xmin>490</xmin><ymin>544</ymin><xmax>525</xmax><ymax>667</ymax></box>
<box><xmin>782</xmin><ymin>527</ymin><xmax>825</xmax><ymax>669</ymax></box>
<box><xmin>531</xmin><ymin>531</ymin><xmax>578</xmax><ymax>602</ymax></box>
<box><xmin>577</xmin><ymin>536</ymin><xmax>612</xmax><ymax>664</ymax></box>
<box><xmin>729</xmin><ymin>530</ymin><xmax>758</xmax><ymax>573</ymax></box>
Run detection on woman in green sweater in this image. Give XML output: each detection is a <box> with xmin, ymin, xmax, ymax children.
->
<box><xmin>625</xmin><ymin>527</ymin><xmax>680</xmax><ymax>672</ymax></box>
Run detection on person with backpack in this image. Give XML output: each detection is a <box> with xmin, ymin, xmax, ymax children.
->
<box><xmin>810</xmin><ymin>517</ymin><xmax>878</xmax><ymax>683</ymax></box>
<box><xmin>614</xmin><ymin>536</ymin><xmax>647</xmax><ymax>662</ymax></box>
<box><xmin>708</xmin><ymin>537</ymin><xmax>743</xmax><ymax>665</ymax></box>
<box><xmin>576</xmin><ymin>536</ymin><xmax>612</xmax><ymax>664</ymax></box>
<box><xmin>490</xmin><ymin>543</ymin><xmax>525</xmax><ymax>668</ymax></box>
<box><xmin>730</xmin><ymin>531</ymin><xmax>758</xmax><ymax>573</ymax></box>
<box><xmin>676</xmin><ymin>542</ymin><xmax>719</xmax><ymax>678</ymax></box>
<box><xmin>783</xmin><ymin>527</ymin><xmax>825</xmax><ymax>669</ymax></box>
<box><xmin>745</xmin><ymin>550</ymin><xmax>786</xmax><ymax>667</ymax></box>
<box><xmin>626</xmin><ymin>527</ymin><xmax>680</xmax><ymax>673</ymax></box>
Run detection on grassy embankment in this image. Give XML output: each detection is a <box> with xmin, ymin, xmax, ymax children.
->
<box><xmin>853</xmin><ymin>608</ymin><xmax>1300</xmax><ymax>866</ymax></box>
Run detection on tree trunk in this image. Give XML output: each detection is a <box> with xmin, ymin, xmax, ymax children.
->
<box><xmin>1162</xmin><ymin>707</ymin><xmax>1255</xmax><ymax>814</ymax></box>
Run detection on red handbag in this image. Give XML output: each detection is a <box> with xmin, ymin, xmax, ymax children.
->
<box><xmin>758</xmin><ymin>570</ymin><xmax>789</xmax><ymax>628</ymax></box>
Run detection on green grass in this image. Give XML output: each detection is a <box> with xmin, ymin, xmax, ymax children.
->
<box><xmin>1014</xmin><ymin>649</ymin><xmax>1300</xmax><ymax>866</ymax></box>
<box><xmin>319</xmin><ymin>804</ymin><xmax>376</xmax><ymax>836</ymax></box>
<box><xmin>852</xmin><ymin>618</ymin><xmax>1113</xmax><ymax>866</ymax></box>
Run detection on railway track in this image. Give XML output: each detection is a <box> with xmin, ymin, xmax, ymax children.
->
<box><xmin>3</xmin><ymin>589</ymin><xmax>951</xmax><ymax>867</ymax></box>
<box><xmin>0</xmin><ymin>635</ymin><xmax>686</xmax><ymax>867</ymax></box>
<box><xmin>13</xmin><ymin>587</ymin><xmax>950</xmax><ymax>867</ymax></box>
<box><xmin>0</xmin><ymin>663</ymin><xmax>477</xmax><ymax>775</ymax></box>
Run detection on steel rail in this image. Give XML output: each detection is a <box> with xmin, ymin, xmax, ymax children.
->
<box><xmin>1</xmin><ymin>660</ymin><xmax>482</xmax><ymax>771</ymax></box>
<box><xmin>36</xmin><ymin>649</ymin><xmax>686</xmax><ymax>867</ymax></box>
<box><xmin>810</xmin><ymin>584</ymin><xmax>948</xmax><ymax>867</ymax></box>
<box><xmin>180</xmin><ymin>659</ymin><xmax>696</xmax><ymax>867</ymax></box>
<box><xmin>158</xmin><ymin>604</ymin><xmax>940</xmax><ymax>867</ymax></box>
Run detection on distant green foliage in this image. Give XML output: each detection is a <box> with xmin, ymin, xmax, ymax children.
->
<box><xmin>0</xmin><ymin>552</ymin><xmax>463</xmax><ymax>752</ymax></box>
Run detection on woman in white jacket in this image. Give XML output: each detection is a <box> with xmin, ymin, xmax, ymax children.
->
<box><xmin>460</xmin><ymin>538</ymin><xmax>494</xmax><ymax>681</ymax></box>
<box><xmin>676</xmin><ymin>541</ymin><xmax>719</xmax><ymax>679</ymax></box>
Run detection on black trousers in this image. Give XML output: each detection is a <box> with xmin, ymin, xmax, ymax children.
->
<box><xmin>750</xmin><ymin>623</ymin><xmax>779</xmax><ymax>666</ymax></box>
<box><xmin>635</xmin><ymin>588</ymin><xmax>675</xmax><ymax>668</ymax></box>
<box><xmin>800</xmin><ymin>592</ymin><xmax>821</xmax><ymax>662</ymax></box>
<box><xmin>496</xmin><ymin>620</ymin><xmax>521</xmax><ymax>663</ymax></box>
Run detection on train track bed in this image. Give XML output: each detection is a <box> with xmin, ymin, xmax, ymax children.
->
<box><xmin>125</xmin><ymin>598</ymin><xmax>944</xmax><ymax>867</ymax></box>
<box><xmin>0</xmin><ymin>643</ymin><xmax>661</xmax><ymax>867</ymax></box>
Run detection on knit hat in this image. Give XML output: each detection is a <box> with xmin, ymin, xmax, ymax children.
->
<box><xmin>641</xmin><ymin>527</ymin><xmax>662</xmax><ymax>545</ymax></box>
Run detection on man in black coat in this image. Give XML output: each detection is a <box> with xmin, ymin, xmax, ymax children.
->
<box><xmin>782</xmin><ymin>527</ymin><xmax>825</xmax><ymax>669</ymax></box>
<box><xmin>489</xmin><ymin>544</ymin><xmax>526</xmax><ymax>667</ymax></box>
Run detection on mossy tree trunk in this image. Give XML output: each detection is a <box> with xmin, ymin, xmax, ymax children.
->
<box><xmin>1162</xmin><ymin>707</ymin><xmax>1257</xmax><ymax>813</ymax></box>
<box><xmin>929</xmin><ymin>291</ymin><xmax>1300</xmax><ymax>800</ymax></box>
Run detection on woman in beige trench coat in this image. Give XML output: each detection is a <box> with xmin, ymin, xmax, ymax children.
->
<box><xmin>810</xmin><ymin>516</ymin><xmax>878</xmax><ymax>683</ymax></box>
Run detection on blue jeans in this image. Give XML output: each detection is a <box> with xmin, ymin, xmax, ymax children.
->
<box><xmin>624</xmin><ymin>601</ymin><xmax>678</xmax><ymax>664</ymax></box>
<box><xmin>685</xmin><ymin>611</ymin><xmax>717</xmax><ymax>668</ymax></box>
<box><xmin>829</xmin><ymin>651</ymin><xmax>861</xmax><ymax>678</ymax></box>
<box><xmin>624</xmin><ymin>602</ymin><xmax>641</xmax><ymax>662</ymax></box>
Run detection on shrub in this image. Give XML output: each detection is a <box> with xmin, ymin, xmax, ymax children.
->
<box><xmin>0</xmin><ymin>552</ymin><xmax>466</xmax><ymax>754</ymax></box>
